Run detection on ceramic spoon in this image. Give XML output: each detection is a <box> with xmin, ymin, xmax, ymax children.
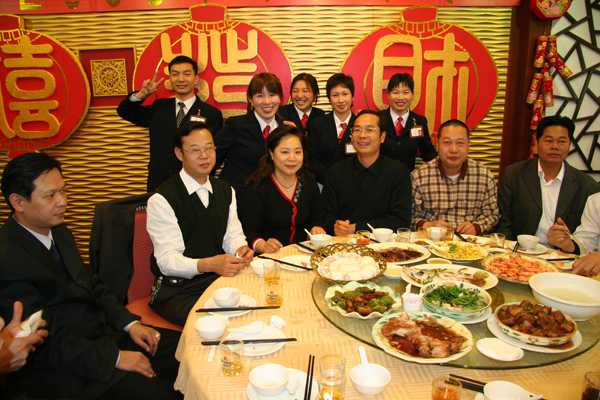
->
<box><xmin>419</xmin><ymin>239</ymin><xmax>449</xmax><ymax>252</ymax></box>
<box><xmin>304</xmin><ymin>229</ymin><xmax>313</xmax><ymax>240</ymax></box>
<box><xmin>367</xmin><ymin>223</ymin><xmax>376</xmax><ymax>233</ymax></box>
<box><xmin>358</xmin><ymin>346</ymin><xmax>379</xmax><ymax>386</ymax></box>
<box><xmin>227</xmin><ymin>321</ymin><xmax>266</xmax><ymax>334</ymax></box>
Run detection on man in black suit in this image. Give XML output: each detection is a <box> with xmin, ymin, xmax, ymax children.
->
<box><xmin>497</xmin><ymin>115</ymin><xmax>600</xmax><ymax>244</ymax></box>
<box><xmin>0</xmin><ymin>153</ymin><xmax>182</xmax><ymax>400</ymax></box>
<box><xmin>378</xmin><ymin>73</ymin><xmax>437</xmax><ymax>171</ymax></box>
<box><xmin>117</xmin><ymin>55</ymin><xmax>223</xmax><ymax>192</ymax></box>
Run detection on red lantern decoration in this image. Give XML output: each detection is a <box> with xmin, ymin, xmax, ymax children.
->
<box><xmin>531</xmin><ymin>0</ymin><xmax>572</xmax><ymax>20</ymax></box>
<box><xmin>340</xmin><ymin>6</ymin><xmax>498</xmax><ymax>133</ymax></box>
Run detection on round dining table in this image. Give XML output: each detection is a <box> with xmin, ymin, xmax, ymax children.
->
<box><xmin>173</xmin><ymin>242</ymin><xmax>600</xmax><ymax>399</ymax></box>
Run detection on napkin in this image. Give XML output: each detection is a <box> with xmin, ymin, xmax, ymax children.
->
<box><xmin>476</xmin><ymin>338</ymin><xmax>523</xmax><ymax>361</ymax></box>
<box><xmin>15</xmin><ymin>310</ymin><xmax>43</xmax><ymax>339</ymax></box>
<box><xmin>270</xmin><ymin>315</ymin><xmax>285</xmax><ymax>329</ymax></box>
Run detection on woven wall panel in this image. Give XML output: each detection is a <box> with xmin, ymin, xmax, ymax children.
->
<box><xmin>0</xmin><ymin>6</ymin><xmax>511</xmax><ymax>264</ymax></box>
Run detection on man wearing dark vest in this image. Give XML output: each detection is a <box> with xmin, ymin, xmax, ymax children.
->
<box><xmin>146</xmin><ymin>121</ymin><xmax>254</xmax><ymax>326</ymax></box>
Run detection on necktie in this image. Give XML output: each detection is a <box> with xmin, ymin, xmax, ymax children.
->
<box><xmin>338</xmin><ymin>123</ymin><xmax>347</xmax><ymax>143</ymax></box>
<box><xmin>176</xmin><ymin>101</ymin><xmax>186</xmax><ymax>127</ymax></box>
<box><xmin>301</xmin><ymin>113</ymin><xmax>308</xmax><ymax>128</ymax></box>
<box><xmin>50</xmin><ymin>241</ymin><xmax>70</xmax><ymax>278</ymax></box>
<box><xmin>263</xmin><ymin>125</ymin><xmax>270</xmax><ymax>141</ymax></box>
<box><xmin>395</xmin><ymin>118</ymin><xmax>403</xmax><ymax>136</ymax></box>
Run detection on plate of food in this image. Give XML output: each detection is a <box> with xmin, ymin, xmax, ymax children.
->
<box><xmin>421</xmin><ymin>281</ymin><xmax>492</xmax><ymax>320</ymax></box>
<box><xmin>325</xmin><ymin>281</ymin><xmax>402</xmax><ymax>319</ymax></box>
<box><xmin>481</xmin><ymin>254</ymin><xmax>561</xmax><ymax>284</ymax></box>
<box><xmin>428</xmin><ymin>241</ymin><xmax>488</xmax><ymax>262</ymax></box>
<box><xmin>371</xmin><ymin>312</ymin><xmax>474</xmax><ymax>364</ymax></box>
<box><xmin>401</xmin><ymin>265</ymin><xmax>499</xmax><ymax>290</ymax></box>
<box><xmin>367</xmin><ymin>242</ymin><xmax>430</xmax><ymax>265</ymax></box>
<box><xmin>460</xmin><ymin>235</ymin><xmax>490</xmax><ymax>246</ymax></box>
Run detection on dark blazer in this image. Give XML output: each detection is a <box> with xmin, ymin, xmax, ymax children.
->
<box><xmin>496</xmin><ymin>159</ymin><xmax>600</xmax><ymax>240</ymax></box>
<box><xmin>89</xmin><ymin>192</ymin><xmax>154</xmax><ymax>304</ymax></box>
<box><xmin>0</xmin><ymin>218</ymin><xmax>136</xmax><ymax>399</ymax></box>
<box><xmin>117</xmin><ymin>93</ymin><xmax>223</xmax><ymax>192</ymax></box>
<box><xmin>378</xmin><ymin>108</ymin><xmax>437</xmax><ymax>171</ymax></box>
<box><xmin>306</xmin><ymin>112</ymin><xmax>356</xmax><ymax>184</ymax></box>
<box><xmin>215</xmin><ymin>112</ymin><xmax>284</xmax><ymax>202</ymax></box>
<box><xmin>278</xmin><ymin>104</ymin><xmax>325</xmax><ymax>134</ymax></box>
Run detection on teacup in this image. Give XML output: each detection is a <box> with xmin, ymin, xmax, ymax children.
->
<box><xmin>484</xmin><ymin>381</ymin><xmax>539</xmax><ymax>400</ymax></box>
<box><xmin>249</xmin><ymin>364</ymin><xmax>300</xmax><ymax>397</ymax></box>
<box><xmin>517</xmin><ymin>235</ymin><xmax>540</xmax><ymax>250</ymax></box>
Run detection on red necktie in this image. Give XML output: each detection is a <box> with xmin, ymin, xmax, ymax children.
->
<box><xmin>263</xmin><ymin>125</ymin><xmax>270</xmax><ymax>141</ymax></box>
<box><xmin>301</xmin><ymin>113</ymin><xmax>308</xmax><ymax>128</ymax></box>
<box><xmin>395</xmin><ymin>118</ymin><xmax>403</xmax><ymax>136</ymax></box>
<box><xmin>338</xmin><ymin>123</ymin><xmax>347</xmax><ymax>143</ymax></box>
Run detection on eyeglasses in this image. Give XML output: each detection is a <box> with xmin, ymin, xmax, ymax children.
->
<box><xmin>350</xmin><ymin>126</ymin><xmax>379</xmax><ymax>135</ymax></box>
<box><xmin>182</xmin><ymin>146</ymin><xmax>216</xmax><ymax>157</ymax></box>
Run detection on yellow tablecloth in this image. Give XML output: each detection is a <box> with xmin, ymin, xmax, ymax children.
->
<box><xmin>174</xmin><ymin>245</ymin><xmax>599</xmax><ymax>399</ymax></box>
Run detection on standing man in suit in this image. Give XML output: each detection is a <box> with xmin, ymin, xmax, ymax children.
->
<box><xmin>497</xmin><ymin>115</ymin><xmax>600</xmax><ymax>244</ymax></box>
<box><xmin>378</xmin><ymin>73</ymin><xmax>437</xmax><ymax>171</ymax></box>
<box><xmin>0</xmin><ymin>153</ymin><xmax>182</xmax><ymax>400</ymax></box>
<box><xmin>278</xmin><ymin>73</ymin><xmax>325</xmax><ymax>134</ymax></box>
<box><xmin>117</xmin><ymin>55</ymin><xmax>223</xmax><ymax>192</ymax></box>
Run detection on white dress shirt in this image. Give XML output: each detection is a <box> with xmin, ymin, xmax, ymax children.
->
<box><xmin>535</xmin><ymin>160</ymin><xmax>565</xmax><ymax>245</ymax></box>
<box><xmin>146</xmin><ymin>169</ymin><xmax>248</xmax><ymax>279</ymax></box>
<box><xmin>294</xmin><ymin>104</ymin><xmax>312</xmax><ymax>120</ymax></box>
<box><xmin>333</xmin><ymin>112</ymin><xmax>351</xmax><ymax>137</ymax></box>
<box><xmin>573</xmin><ymin>192</ymin><xmax>600</xmax><ymax>254</ymax></box>
<box><xmin>389</xmin><ymin>108</ymin><xmax>410</xmax><ymax>129</ymax></box>
<box><xmin>129</xmin><ymin>93</ymin><xmax>196</xmax><ymax>117</ymax></box>
<box><xmin>255</xmin><ymin>110</ymin><xmax>279</xmax><ymax>133</ymax></box>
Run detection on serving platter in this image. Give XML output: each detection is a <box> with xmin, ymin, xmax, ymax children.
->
<box><xmin>400</xmin><ymin>264</ymin><xmax>499</xmax><ymax>290</ymax></box>
<box><xmin>371</xmin><ymin>312</ymin><xmax>474</xmax><ymax>364</ymax></box>
<box><xmin>367</xmin><ymin>242</ymin><xmax>431</xmax><ymax>265</ymax></box>
<box><xmin>325</xmin><ymin>281</ymin><xmax>402</xmax><ymax>319</ymax></box>
<box><xmin>481</xmin><ymin>253</ymin><xmax>561</xmax><ymax>285</ymax></box>
<box><xmin>428</xmin><ymin>241</ymin><xmax>488</xmax><ymax>262</ymax></box>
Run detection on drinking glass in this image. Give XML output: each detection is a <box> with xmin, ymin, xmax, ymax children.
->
<box><xmin>397</xmin><ymin>228</ymin><xmax>411</xmax><ymax>243</ymax></box>
<box><xmin>441</xmin><ymin>228</ymin><xmax>455</xmax><ymax>242</ymax></box>
<box><xmin>582</xmin><ymin>372</ymin><xmax>600</xmax><ymax>400</ymax></box>
<box><xmin>219</xmin><ymin>339</ymin><xmax>244</xmax><ymax>377</ymax></box>
<box><xmin>490</xmin><ymin>233</ymin><xmax>506</xmax><ymax>248</ymax></box>
<box><xmin>356</xmin><ymin>230</ymin><xmax>370</xmax><ymax>246</ymax></box>
<box><xmin>265</xmin><ymin>280</ymin><xmax>284</xmax><ymax>306</ymax></box>
<box><xmin>432</xmin><ymin>376</ymin><xmax>461</xmax><ymax>400</ymax></box>
<box><xmin>264</xmin><ymin>261</ymin><xmax>281</xmax><ymax>282</ymax></box>
<box><xmin>318</xmin><ymin>354</ymin><xmax>345</xmax><ymax>400</ymax></box>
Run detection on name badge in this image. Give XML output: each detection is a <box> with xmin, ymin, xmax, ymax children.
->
<box><xmin>345</xmin><ymin>143</ymin><xmax>356</xmax><ymax>154</ymax></box>
<box><xmin>190</xmin><ymin>110</ymin><xmax>206</xmax><ymax>123</ymax></box>
<box><xmin>411</xmin><ymin>125</ymin><xmax>424</xmax><ymax>138</ymax></box>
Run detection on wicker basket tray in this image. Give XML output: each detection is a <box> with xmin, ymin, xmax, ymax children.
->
<box><xmin>310</xmin><ymin>243</ymin><xmax>387</xmax><ymax>285</ymax></box>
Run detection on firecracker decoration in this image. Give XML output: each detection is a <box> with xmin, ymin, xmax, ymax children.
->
<box><xmin>541</xmin><ymin>62</ymin><xmax>552</xmax><ymax>77</ymax></box>
<box><xmin>546</xmin><ymin>51</ymin><xmax>573</xmax><ymax>79</ymax></box>
<box><xmin>543</xmin><ymin>75</ymin><xmax>554</xmax><ymax>107</ymax></box>
<box><xmin>548</xmin><ymin>35</ymin><xmax>558</xmax><ymax>53</ymax></box>
<box><xmin>531</xmin><ymin>0</ymin><xmax>572</xmax><ymax>20</ymax></box>
<box><xmin>527</xmin><ymin>73</ymin><xmax>543</xmax><ymax>104</ymax></box>
<box><xmin>534</xmin><ymin>36</ymin><xmax>548</xmax><ymax>67</ymax></box>
<box><xmin>531</xmin><ymin>95</ymin><xmax>545</xmax><ymax>130</ymax></box>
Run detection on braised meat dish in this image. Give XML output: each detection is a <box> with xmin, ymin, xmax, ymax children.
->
<box><xmin>496</xmin><ymin>300</ymin><xmax>576</xmax><ymax>338</ymax></box>
<box><xmin>381</xmin><ymin>312</ymin><xmax>467</xmax><ymax>358</ymax></box>
<box><xmin>379</xmin><ymin>247</ymin><xmax>423</xmax><ymax>262</ymax></box>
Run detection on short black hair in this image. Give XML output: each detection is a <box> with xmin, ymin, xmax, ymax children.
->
<box><xmin>173</xmin><ymin>121</ymin><xmax>213</xmax><ymax>148</ymax></box>
<box><xmin>536</xmin><ymin>115</ymin><xmax>575</xmax><ymax>141</ymax></box>
<box><xmin>291</xmin><ymin>73</ymin><xmax>320</xmax><ymax>104</ymax></box>
<box><xmin>1</xmin><ymin>152</ymin><xmax>62</xmax><ymax>212</ymax></box>
<box><xmin>387</xmin><ymin>73</ymin><xmax>414</xmax><ymax>93</ymax></box>
<box><xmin>168</xmin><ymin>55</ymin><xmax>198</xmax><ymax>76</ymax></box>
<box><xmin>438</xmin><ymin>119</ymin><xmax>470</xmax><ymax>139</ymax></box>
<box><xmin>354</xmin><ymin>110</ymin><xmax>385</xmax><ymax>133</ymax></box>
<box><xmin>326</xmin><ymin>73</ymin><xmax>355</xmax><ymax>99</ymax></box>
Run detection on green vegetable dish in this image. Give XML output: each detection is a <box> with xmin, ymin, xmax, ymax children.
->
<box><xmin>424</xmin><ymin>285</ymin><xmax>487</xmax><ymax>312</ymax></box>
<box><xmin>330</xmin><ymin>286</ymin><xmax>396</xmax><ymax>315</ymax></box>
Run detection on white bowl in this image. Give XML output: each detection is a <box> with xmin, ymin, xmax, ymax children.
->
<box><xmin>249</xmin><ymin>364</ymin><xmax>299</xmax><ymax>397</ymax></box>
<box><xmin>250</xmin><ymin>259</ymin><xmax>265</xmax><ymax>276</ymax></box>
<box><xmin>194</xmin><ymin>315</ymin><xmax>229</xmax><ymax>339</ymax></box>
<box><xmin>484</xmin><ymin>380</ymin><xmax>534</xmax><ymax>400</ymax></box>
<box><xmin>349</xmin><ymin>363</ymin><xmax>391</xmax><ymax>396</ymax></box>
<box><xmin>373</xmin><ymin>228</ymin><xmax>393</xmax><ymax>242</ymax></box>
<box><xmin>517</xmin><ymin>234</ymin><xmax>540</xmax><ymax>250</ymax></box>
<box><xmin>529</xmin><ymin>272</ymin><xmax>600</xmax><ymax>321</ymax></box>
<box><xmin>212</xmin><ymin>287</ymin><xmax>242</xmax><ymax>307</ymax></box>
<box><xmin>311</xmin><ymin>234</ymin><xmax>332</xmax><ymax>247</ymax></box>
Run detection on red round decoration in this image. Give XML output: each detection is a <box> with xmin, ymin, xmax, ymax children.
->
<box><xmin>0</xmin><ymin>14</ymin><xmax>90</xmax><ymax>159</ymax></box>
<box><xmin>133</xmin><ymin>4</ymin><xmax>293</xmax><ymax>118</ymax></box>
<box><xmin>341</xmin><ymin>6</ymin><xmax>498</xmax><ymax>133</ymax></box>
<box><xmin>530</xmin><ymin>0</ymin><xmax>572</xmax><ymax>20</ymax></box>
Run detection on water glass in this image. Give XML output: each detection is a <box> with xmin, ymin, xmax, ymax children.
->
<box><xmin>356</xmin><ymin>230</ymin><xmax>370</xmax><ymax>245</ymax></box>
<box><xmin>318</xmin><ymin>354</ymin><xmax>346</xmax><ymax>400</ymax></box>
<box><xmin>219</xmin><ymin>339</ymin><xmax>244</xmax><ymax>377</ymax></box>
<box><xmin>265</xmin><ymin>280</ymin><xmax>284</xmax><ymax>306</ymax></box>
<box><xmin>490</xmin><ymin>233</ymin><xmax>506</xmax><ymax>248</ymax></box>
<box><xmin>397</xmin><ymin>228</ymin><xmax>411</xmax><ymax>243</ymax></box>
<box><xmin>432</xmin><ymin>376</ymin><xmax>461</xmax><ymax>400</ymax></box>
<box><xmin>264</xmin><ymin>261</ymin><xmax>281</xmax><ymax>282</ymax></box>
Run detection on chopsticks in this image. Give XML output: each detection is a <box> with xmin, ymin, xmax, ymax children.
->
<box><xmin>304</xmin><ymin>354</ymin><xmax>315</xmax><ymax>400</ymax></box>
<box><xmin>195</xmin><ymin>306</ymin><xmax>280</xmax><ymax>312</ymax></box>
<box><xmin>511</xmin><ymin>240</ymin><xmax>520</xmax><ymax>253</ymax></box>
<box><xmin>201</xmin><ymin>338</ymin><xmax>297</xmax><ymax>346</ymax></box>
<box><xmin>450</xmin><ymin>374</ymin><xmax>546</xmax><ymax>400</ymax></box>
<box><xmin>296</xmin><ymin>242</ymin><xmax>316</xmax><ymax>252</ymax></box>
<box><xmin>545</xmin><ymin>257</ymin><xmax>576</xmax><ymax>262</ymax></box>
<box><xmin>455</xmin><ymin>232</ymin><xmax>468</xmax><ymax>242</ymax></box>
<box><xmin>257</xmin><ymin>255</ymin><xmax>313</xmax><ymax>271</ymax></box>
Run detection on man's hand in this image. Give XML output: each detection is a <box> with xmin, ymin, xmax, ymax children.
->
<box><xmin>256</xmin><ymin>239</ymin><xmax>282</xmax><ymax>254</ymax></box>
<box><xmin>334</xmin><ymin>220</ymin><xmax>355</xmax><ymax>236</ymax></box>
<box><xmin>310</xmin><ymin>226</ymin><xmax>326</xmax><ymax>235</ymax></box>
<box><xmin>0</xmin><ymin>301</ymin><xmax>48</xmax><ymax>375</ymax></box>
<box><xmin>572</xmin><ymin>252</ymin><xmax>600</xmax><ymax>277</ymax></box>
<box><xmin>236</xmin><ymin>245</ymin><xmax>254</xmax><ymax>264</ymax></box>
<box><xmin>116</xmin><ymin>351</ymin><xmax>156</xmax><ymax>378</ymax></box>
<box><xmin>547</xmin><ymin>218</ymin><xmax>576</xmax><ymax>252</ymax></box>
<box><xmin>198</xmin><ymin>254</ymin><xmax>246</xmax><ymax>276</ymax></box>
<box><xmin>134</xmin><ymin>71</ymin><xmax>164</xmax><ymax>101</ymax></box>
<box><xmin>128</xmin><ymin>323</ymin><xmax>160</xmax><ymax>357</ymax></box>
<box><xmin>456</xmin><ymin>221</ymin><xmax>476</xmax><ymax>235</ymax></box>
<box><xmin>422</xmin><ymin>220</ymin><xmax>453</xmax><ymax>229</ymax></box>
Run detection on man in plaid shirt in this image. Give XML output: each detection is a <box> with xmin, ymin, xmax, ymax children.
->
<box><xmin>411</xmin><ymin>119</ymin><xmax>499</xmax><ymax>235</ymax></box>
